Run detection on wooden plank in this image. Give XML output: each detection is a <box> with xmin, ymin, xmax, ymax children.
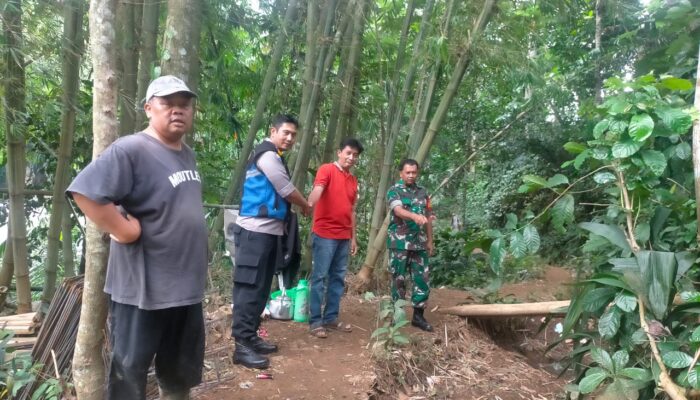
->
<box><xmin>437</xmin><ymin>300</ymin><xmax>571</xmax><ymax>317</ymax></box>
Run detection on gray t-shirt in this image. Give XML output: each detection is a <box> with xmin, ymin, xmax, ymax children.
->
<box><xmin>67</xmin><ymin>132</ymin><xmax>208</xmax><ymax>310</ymax></box>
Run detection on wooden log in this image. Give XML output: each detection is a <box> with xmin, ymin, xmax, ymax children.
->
<box><xmin>437</xmin><ymin>300</ymin><xmax>571</xmax><ymax>317</ymax></box>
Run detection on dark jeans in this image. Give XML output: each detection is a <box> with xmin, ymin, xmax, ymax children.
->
<box><xmin>107</xmin><ymin>301</ymin><xmax>205</xmax><ymax>400</ymax></box>
<box><xmin>231</xmin><ymin>225</ymin><xmax>281</xmax><ymax>341</ymax></box>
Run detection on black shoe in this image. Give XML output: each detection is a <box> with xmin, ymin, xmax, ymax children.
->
<box><xmin>411</xmin><ymin>307</ymin><xmax>434</xmax><ymax>332</ymax></box>
<box><xmin>249</xmin><ymin>336</ymin><xmax>278</xmax><ymax>354</ymax></box>
<box><xmin>233</xmin><ymin>342</ymin><xmax>270</xmax><ymax>369</ymax></box>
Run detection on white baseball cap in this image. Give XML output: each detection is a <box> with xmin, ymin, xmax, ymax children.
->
<box><xmin>145</xmin><ymin>75</ymin><xmax>197</xmax><ymax>102</ymax></box>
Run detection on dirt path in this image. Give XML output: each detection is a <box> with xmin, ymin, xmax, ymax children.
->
<box><xmin>197</xmin><ymin>266</ymin><xmax>573</xmax><ymax>399</ymax></box>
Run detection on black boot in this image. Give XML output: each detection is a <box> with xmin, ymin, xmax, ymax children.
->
<box><xmin>249</xmin><ymin>336</ymin><xmax>278</xmax><ymax>354</ymax></box>
<box><xmin>233</xmin><ymin>341</ymin><xmax>270</xmax><ymax>369</ymax></box>
<box><xmin>411</xmin><ymin>307</ymin><xmax>433</xmax><ymax>332</ymax></box>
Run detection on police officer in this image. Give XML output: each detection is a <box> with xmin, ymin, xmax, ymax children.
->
<box><xmin>231</xmin><ymin>114</ymin><xmax>311</xmax><ymax>369</ymax></box>
<box><xmin>386</xmin><ymin>159</ymin><xmax>434</xmax><ymax>332</ymax></box>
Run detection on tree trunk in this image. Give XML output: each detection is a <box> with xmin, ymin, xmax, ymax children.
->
<box><xmin>3</xmin><ymin>0</ymin><xmax>32</xmax><ymax>314</ymax></box>
<box><xmin>0</xmin><ymin>222</ymin><xmax>14</xmax><ymax>310</ymax></box>
<box><xmin>162</xmin><ymin>0</ymin><xmax>203</xmax><ymax>146</ymax></box>
<box><xmin>356</xmin><ymin>0</ymin><xmax>497</xmax><ymax>287</ymax></box>
<box><xmin>326</xmin><ymin>0</ymin><xmax>367</xmax><ymax>160</ymax></box>
<box><xmin>594</xmin><ymin>0</ymin><xmax>603</xmax><ymax>104</ymax></box>
<box><xmin>207</xmin><ymin>0</ymin><xmax>299</xmax><ymax>254</ymax></box>
<box><xmin>134</xmin><ymin>0</ymin><xmax>160</xmax><ymax>130</ymax></box>
<box><xmin>693</xmin><ymin>42</ymin><xmax>700</xmax><ymax>245</ymax></box>
<box><xmin>292</xmin><ymin>0</ymin><xmax>339</xmax><ymax>190</ymax></box>
<box><xmin>43</xmin><ymin>0</ymin><xmax>86</xmax><ymax>306</ymax></box>
<box><xmin>408</xmin><ymin>0</ymin><xmax>453</xmax><ymax>156</ymax></box>
<box><xmin>72</xmin><ymin>0</ymin><xmax>119</xmax><ymax>397</ymax></box>
<box><xmin>117</xmin><ymin>0</ymin><xmax>139</xmax><ymax>136</ymax></box>
<box><xmin>366</xmin><ymin>0</ymin><xmax>417</xmax><ymax>247</ymax></box>
<box><xmin>62</xmin><ymin>207</ymin><xmax>75</xmax><ymax>278</ymax></box>
<box><xmin>298</xmin><ymin>0</ymin><xmax>319</xmax><ymax>133</ymax></box>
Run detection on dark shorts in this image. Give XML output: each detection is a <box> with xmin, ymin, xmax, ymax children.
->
<box><xmin>107</xmin><ymin>301</ymin><xmax>205</xmax><ymax>399</ymax></box>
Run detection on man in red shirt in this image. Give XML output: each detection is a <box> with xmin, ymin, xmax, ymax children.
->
<box><xmin>307</xmin><ymin>138</ymin><xmax>363</xmax><ymax>338</ymax></box>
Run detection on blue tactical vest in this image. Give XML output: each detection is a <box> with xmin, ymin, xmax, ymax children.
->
<box><xmin>240</xmin><ymin>141</ymin><xmax>289</xmax><ymax>220</ymax></box>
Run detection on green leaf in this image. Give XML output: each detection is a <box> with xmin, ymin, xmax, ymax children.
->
<box><xmin>612</xmin><ymin>350</ymin><xmax>630</xmax><ymax>372</ymax></box>
<box><xmin>605</xmin><ymin>98</ymin><xmax>632</xmax><ymax>115</ymax></box>
<box><xmin>573</xmin><ymin>150</ymin><xmax>590</xmax><ymax>169</ymax></box>
<box><xmin>594</xmin><ymin>119</ymin><xmax>610</xmax><ymax>139</ymax></box>
<box><xmin>690</xmin><ymin>325</ymin><xmax>700</xmax><ymax>342</ymax></box>
<box><xmin>505</xmin><ymin>213</ymin><xmax>518</xmax><ymax>230</ymax></box>
<box><xmin>591</xmin><ymin>347</ymin><xmax>615</xmax><ymax>372</ymax></box>
<box><xmin>551</xmin><ymin>195</ymin><xmax>575</xmax><ymax>233</ymax></box>
<box><xmin>522</xmin><ymin>225</ymin><xmax>540</xmax><ymax>254</ymax></box>
<box><xmin>629</xmin><ymin>114</ymin><xmax>655</xmax><ymax>142</ymax></box>
<box><xmin>612</xmin><ymin>140</ymin><xmax>642</xmax><ymax>158</ymax></box>
<box><xmin>675</xmin><ymin>142</ymin><xmax>692</xmax><ymax>159</ymax></box>
<box><xmin>634</xmin><ymin>223</ymin><xmax>651</xmax><ymax>243</ymax></box>
<box><xmin>675</xmin><ymin>251</ymin><xmax>695</xmax><ymax>280</ymax></box>
<box><xmin>609</xmin><ymin>119</ymin><xmax>629</xmax><ymax>134</ymax></box>
<box><xmin>392</xmin><ymin>334</ymin><xmax>410</xmax><ymax>344</ymax></box>
<box><xmin>582</xmin><ymin>287</ymin><xmax>617</xmax><ymax>312</ymax></box>
<box><xmin>635</xmin><ymin>251</ymin><xmax>677</xmax><ymax>319</ymax></box>
<box><xmin>564</xmin><ymin>142</ymin><xmax>587</xmax><ymax>154</ymax></box>
<box><xmin>662</xmin><ymin>351</ymin><xmax>693</xmax><ymax>369</ymax></box>
<box><xmin>640</xmin><ymin>150</ymin><xmax>667</xmax><ymax>176</ymax></box>
<box><xmin>618</xmin><ymin>368</ymin><xmax>652</xmax><ymax>381</ymax></box>
<box><xmin>594</xmin><ymin>172</ymin><xmax>617</xmax><ymax>184</ymax></box>
<box><xmin>546</xmin><ymin>174</ymin><xmax>569</xmax><ymax>187</ymax></box>
<box><xmin>599</xmin><ymin>306</ymin><xmax>622</xmax><ymax>339</ymax></box>
<box><xmin>614</xmin><ymin>292</ymin><xmax>637</xmax><ymax>312</ymax></box>
<box><xmin>681</xmin><ymin>291</ymin><xmax>700</xmax><ymax>303</ymax></box>
<box><xmin>579</xmin><ymin>371</ymin><xmax>608</xmax><ymax>394</ymax></box>
<box><xmin>579</xmin><ymin>222</ymin><xmax>632</xmax><ymax>252</ymax></box>
<box><xmin>509</xmin><ymin>232</ymin><xmax>527</xmax><ymax>258</ymax></box>
<box><xmin>656</xmin><ymin>106</ymin><xmax>693</xmax><ymax>134</ymax></box>
<box><xmin>660</xmin><ymin>77</ymin><xmax>693</xmax><ymax>91</ymax></box>
<box><xmin>489</xmin><ymin>238</ymin><xmax>506</xmax><ymax>275</ymax></box>
<box><xmin>689</xmin><ymin>366</ymin><xmax>700</xmax><ymax>389</ymax></box>
<box><xmin>522</xmin><ymin>174</ymin><xmax>548</xmax><ymax>188</ymax></box>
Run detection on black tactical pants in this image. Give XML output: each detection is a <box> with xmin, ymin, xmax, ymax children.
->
<box><xmin>231</xmin><ymin>225</ymin><xmax>281</xmax><ymax>342</ymax></box>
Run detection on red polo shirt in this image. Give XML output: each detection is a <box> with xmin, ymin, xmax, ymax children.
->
<box><xmin>312</xmin><ymin>162</ymin><xmax>358</xmax><ymax>239</ymax></box>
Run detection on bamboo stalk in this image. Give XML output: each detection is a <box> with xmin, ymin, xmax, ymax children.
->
<box><xmin>437</xmin><ymin>300</ymin><xmax>571</xmax><ymax>317</ymax></box>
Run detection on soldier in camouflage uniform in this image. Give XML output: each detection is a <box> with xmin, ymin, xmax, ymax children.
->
<box><xmin>387</xmin><ymin>159</ymin><xmax>434</xmax><ymax>332</ymax></box>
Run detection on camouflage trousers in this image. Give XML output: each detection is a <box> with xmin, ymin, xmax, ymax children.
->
<box><xmin>388</xmin><ymin>249</ymin><xmax>430</xmax><ymax>309</ymax></box>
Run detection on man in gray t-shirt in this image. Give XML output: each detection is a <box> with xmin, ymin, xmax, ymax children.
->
<box><xmin>67</xmin><ymin>76</ymin><xmax>207</xmax><ymax>400</ymax></box>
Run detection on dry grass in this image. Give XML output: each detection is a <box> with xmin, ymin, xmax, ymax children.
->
<box><xmin>369</xmin><ymin>316</ymin><xmax>565</xmax><ymax>400</ymax></box>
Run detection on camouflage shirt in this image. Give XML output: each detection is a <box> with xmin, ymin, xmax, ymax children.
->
<box><xmin>387</xmin><ymin>179</ymin><xmax>432</xmax><ymax>250</ymax></box>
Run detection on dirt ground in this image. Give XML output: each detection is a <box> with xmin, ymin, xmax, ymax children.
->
<box><xmin>195</xmin><ymin>266</ymin><xmax>574</xmax><ymax>400</ymax></box>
